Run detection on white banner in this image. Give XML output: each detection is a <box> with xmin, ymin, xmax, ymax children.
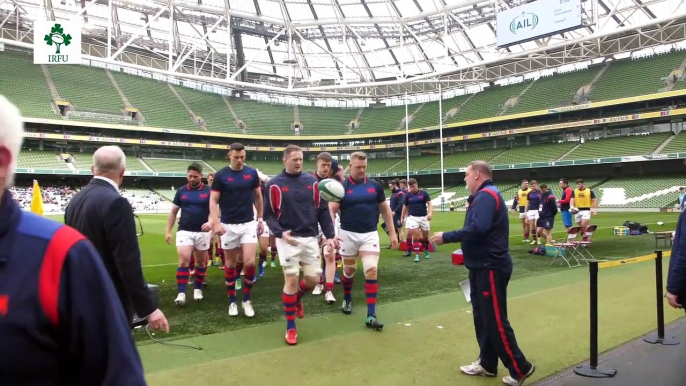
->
<box><xmin>496</xmin><ymin>0</ymin><xmax>582</xmax><ymax>48</ymax></box>
<box><xmin>33</xmin><ymin>21</ymin><xmax>82</xmax><ymax>64</ymax></box>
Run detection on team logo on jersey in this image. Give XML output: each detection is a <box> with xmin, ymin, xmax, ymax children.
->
<box><xmin>243</xmin><ymin>174</ymin><xmax>252</xmax><ymax>180</ymax></box>
<box><xmin>200</xmin><ymin>194</ymin><xmax>208</xmax><ymax>199</ymax></box>
<box><xmin>181</xmin><ymin>195</ymin><xmax>188</xmax><ymax>200</ymax></box>
<box><xmin>0</xmin><ymin>295</ymin><xmax>8</xmax><ymax>316</ymax></box>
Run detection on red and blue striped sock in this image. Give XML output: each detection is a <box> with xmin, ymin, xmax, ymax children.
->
<box><xmin>243</xmin><ymin>265</ymin><xmax>255</xmax><ymax>301</ymax></box>
<box><xmin>531</xmin><ymin>230</ymin><xmax>537</xmax><ymax>241</ymax></box>
<box><xmin>176</xmin><ymin>267</ymin><xmax>190</xmax><ymax>293</ymax></box>
<box><xmin>193</xmin><ymin>267</ymin><xmax>206</xmax><ymax>290</ymax></box>
<box><xmin>283</xmin><ymin>292</ymin><xmax>297</xmax><ymax>330</ymax></box>
<box><xmin>365</xmin><ymin>279</ymin><xmax>378</xmax><ymax>316</ymax></box>
<box><xmin>297</xmin><ymin>280</ymin><xmax>310</xmax><ymax>301</ymax></box>
<box><xmin>224</xmin><ymin>266</ymin><xmax>236</xmax><ymax>303</ymax></box>
<box><xmin>270</xmin><ymin>250</ymin><xmax>277</xmax><ymax>262</ymax></box>
<box><xmin>342</xmin><ymin>273</ymin><xmax>354</xmax><ymax>301</ymax></box>
<box><xmin>421</xmin><ymin>239</ymin><xmax>429</xmax><ymax>252</ymax></box>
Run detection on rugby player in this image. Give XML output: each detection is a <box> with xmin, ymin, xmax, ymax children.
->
<box><xmin>311</xmin><ymin>152</ymin><xmax>340</xmax><ymax>304</ymax></box>
<box><xmin>401</xmin><ymin>178</ymin><xmax>433</xmax><ymax>262</ymax></box>
<box><xmin>263</xmin><ymin>145</ymin><xmax>336</xmax><ymax>345</ymax></box>
<box><xmin>570</xmin><ymin>179</ymin><xmax>598</xmax><ymax>241</ymax></box>
<box><xmin>536</xmin><ymin>183</ymin><xmax>558</xmax><ymax>245</ymax></box>
<box><xmin>256</xmin><ymin>170</ymin><xmax>273</xmax><ymax>277</ymax></box>
<box><xmin>385</xmin><ymin>179</ymin><xmax>405</xmax><ymax>249</ymax></box>
<box><xmin>166</xmin><ymin>163</ymin><xmax>212</xmax><ymax>305</ymax></box>
<box><xmin>558</xmin><ymin>178</ymin><xmax>574</xmax><ymax>230</ymax></box>
<box><xmin>210</xmin><ymin>143</ymin><xmax>263</xmax><ymax>318</ymax></box>
<box><xmin>330</xmin><ymin>151</ymin><xmax>398</xmax><ymax>330</ymax></box>
<box><xmin>526</xmin><ymin>180</ymin><xmax>542</xmax><ymax>245</ymax></box>
<box><xmin>511</xmin><ymin>180</ymin><xmax>531</xmax><ymax>242</ymax></box>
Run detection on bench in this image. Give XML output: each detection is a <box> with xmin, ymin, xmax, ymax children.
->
<box><xmin>655</xmin><ymin>231</ymin><xmax>674</xmax><ymax>249</ymax></box>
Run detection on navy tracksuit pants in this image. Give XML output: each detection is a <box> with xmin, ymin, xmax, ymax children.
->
<box><xmin>469</xmin><ymin>263</ymin><xmax>532</xmax><ymax>380</ymax></box>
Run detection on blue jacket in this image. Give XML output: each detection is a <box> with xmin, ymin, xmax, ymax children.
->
<box><xmin>389</xmin><ymin>188</ymin><xmax>405</xmax><ymax>218</ymax></box>
<box><xmin>667</xmin><ymin>207</ymin><xmax>686</xmax><ymax>306</ymax></box>
<box><xmin>539</xmin><ymin>192</ymin><xmax>558</xmax><ymax>218</ymax></box>
<box><xmin>442</xmin><ymin>180</ymin><xmax>512</xmax><ymax>270</ymax></box>
<box><xmin>264</xmin><ymin>170</ymin><xmax>335</xmax><ymax>239</ymax></box>
<box><xmin>0</xmin><ymin>192</ymin><xmax>146</xmax><ymax>385</ymax></box>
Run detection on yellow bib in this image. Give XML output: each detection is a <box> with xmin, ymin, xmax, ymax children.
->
<box><xmin>517</xmin><ymin>188</ymin><xmax>531</xmax><ymax>207</ymax></box>
<box><xmin>574</xmin><ymin>188</ymin><xmax>593</xmax><ymax>208</ymax></box>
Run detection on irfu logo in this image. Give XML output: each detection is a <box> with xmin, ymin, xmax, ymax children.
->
<box><xmin>44</xmin><ymin>24</ymin><xmax>72</xmax><ymax>54</ymax></box>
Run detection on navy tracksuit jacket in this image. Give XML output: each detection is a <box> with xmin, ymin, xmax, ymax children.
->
<box><xmin>0</xmin><ymin>192</ymin><xmax>147</xmax><ymax>385</ymax></box>
<box><xmin>442</xmin><ymin>180</ymin><xmax>533</xmax><ymax>380</ymax></box>
<box><xmin>667</xmin><ymin>205</ymin><xmax>686</xmax><ymax>308</ymax></box>
<box><xmin>263</xmin><ymin>170</ymin><xmax>335</xmax><ymax>240</ymax></box>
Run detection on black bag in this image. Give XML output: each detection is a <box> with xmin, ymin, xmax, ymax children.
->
<box><xmin>623</xmin><ymin>221</ymin><xmax>649</xmax><ymax>234</ymax></box>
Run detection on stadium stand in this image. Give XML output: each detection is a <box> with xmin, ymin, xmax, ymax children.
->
<box><xmin>661</xmin><ymin>132</ymin><xmax>686</xmax><ymax>153</ymax></box>
<box><xmin>590</xmin><ymin>51</ymin><xmax>686</xmax><ymax>102</ymax></box>
<box><xmin>109</xmin><ymin>71</ymin><xmax>198</xmax><ymax>131</ymax></box>
<box><xmin>171</xmin><ymin>86</ymin><xmax>242</xmax><ymax>134</ymax></box>
<box><xmin>298</xmin><ymin>106</ymin><xmax>357</xmax><ymax>135</ymax></box>
<box><xmin>355</xmin><ymin>105</ymin><xmax>407</xmax><ymax>133</ymax></box>
<box><xmin>0</xmin><ymin>51</ymin><xmax>56</xmax><ymax>119</ymax></box>
<box><xmin>445</xmin><ymin>81</ymin><xmax>532</xmax><ymax>124</ymax></box>
<box><xmin>596</xmin><ymin>177</ymin><xmax>685</xmax><ymax>208</ymax></box>
<box><xmin>18</xmin><ymin>150</ymin><xmax>71</xmax><ymax>170</ymax></box>
<box><xmin>48</xmin><ymin>65</ymin><xmax>123</xmax><ymax>115</ymax></box>
<box><xmin>228</xmin><ymin>98</ymin><xmax>295</xmax><ymax>136</ymax></box>
<box><xmin>143</xmin><ymin>158</ymin><xmax>210</xmax><ymax>174</ymax></box>
<box><xmin>561</xmin><ymin>134</ymin><xmax>669</xmax><ymax>160</ymax></box>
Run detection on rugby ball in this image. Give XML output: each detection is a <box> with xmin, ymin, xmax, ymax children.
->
<box><xmin>318</xmin><ymin>178</ymin><xmax>345</xmax><ymax>202</ymax></box>
<box><xmin>570</xmin><ymin>207</ymin><xmax>579</xmax><ymax>214</ymax></box>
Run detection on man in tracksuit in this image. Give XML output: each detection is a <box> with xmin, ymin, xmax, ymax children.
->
<box><xmin>536</xmin><ymin>183</ymin><xmax>558</xmax><ymax>245</ymax></box>
<box><xmin>666</xmin><ymin>193</ymin><xmax>686</xmax><ymax>311</ymax></box>
<box><xmin>383</xmin><ymin>179</ymin><xmax>405</xmax><ymax>248</ymax></box>
<box><xmin>431</xmin><ymin>161</ymin><xmax>535</xmax><ymax>386</ymax></box>
<box><xmin>0</xmin><ymin>95</ymin><xmax>146</xmax><ymax>385</ymax></box>
<box><xmin>263</xmin><ymin>144</ymin><xmax>336</xmax><ymax>345</ymax></box>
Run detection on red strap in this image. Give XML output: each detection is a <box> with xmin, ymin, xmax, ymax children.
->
<box><xmin>39</xmin><ymin>226</ymin><xmax>85</xmax><ymax>327</ymax></box>
<box><xmin>481</xmin><ymin>188</ymin><xmax>501</xmax><ymax>211</ymax></box>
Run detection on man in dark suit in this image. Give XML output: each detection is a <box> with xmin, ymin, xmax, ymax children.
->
<box><xmin>65</xmin><ymin>145</ymin><xmax>169</xmax><ymax>332</ymax></box>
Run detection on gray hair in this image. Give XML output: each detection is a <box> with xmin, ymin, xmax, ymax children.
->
<box><xmin>92</xmin><ymin>146</ymin><xmax>127</xmax><ymax>173</ymax></box>
<box><xmin>0</xmin><ymin>95</ymin><xmax>24</xmax><ymax>188</ymax></box>
<box><xmin>467</xmin><ymin>160</ymin><xmax>493</xmax><ymax>178</ymax></box>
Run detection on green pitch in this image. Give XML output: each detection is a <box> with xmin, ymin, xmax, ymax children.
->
<box><xmin>48</xmin><ymin>211</ymin><xmax>684</xmax><ymax>385</ymax></box>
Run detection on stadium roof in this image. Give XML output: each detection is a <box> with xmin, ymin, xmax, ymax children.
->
<box><xmin>1</xmin><ymin>0</ymin><xmax>686</xmax><ymax>98</ymax></box>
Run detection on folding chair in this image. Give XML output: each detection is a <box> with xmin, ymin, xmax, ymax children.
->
<box><xmin>550</xmin><ymin>226</ymin><xmax>582</xmax><ymax>268</ymax></box>
<box><xmin>573</xmin><ymin>225</ymin><xmax>604</xmax><ymax>264</ymax></box>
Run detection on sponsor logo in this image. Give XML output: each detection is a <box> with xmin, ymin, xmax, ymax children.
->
<box><xmin>509</xmin><ymin>12</ymin><xmax>539</xmax><ymax>34</ymax></box>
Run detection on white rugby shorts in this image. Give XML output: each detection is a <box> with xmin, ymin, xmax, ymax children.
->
<box><xmin>338</xmin><ymin>229</ymin><xmax>380</xmax><ymax>256</ymax></box>
<box><xmin>575</xmin><ymin>210</ymin><xmax>592</xmax><ymax>222</ymax></box>
<box><xmin>176</xmin><ymin>230</ymin><xmax>212</xmax><ymax>250</ymax></box>
<box><xmin>405</xmin><ymin>215</ymin><xmax>430</xmax><ymax>231</ymax></box>
<box><xmin>275</xmin><ymin>236</ymin><xmax>321</xmax><ymax>269</ymax></box>
<box><xmin>518</xmin><ymin>207</ymin><xmax>526</xmax><ymax>219</ymax></box>
<box><xmin>220</xmin><ymin>221</ymin><xmax>258</xmax><ymax>249</ymax></box>
<box><xmin>526</xmin><ymin>210</ymin><xmax>539</xmax><ymax>221</ymax></box>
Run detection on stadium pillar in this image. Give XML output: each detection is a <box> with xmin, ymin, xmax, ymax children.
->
<box><xmin>574</xmin><ymin>261</ymin><xmax>617</xmax><ymax>378</ymax></box>
<box><xmin>405</xmin><ymin>91</ymin><xmax>409</xmax><ymax>180</ymax></box>
<box><xmin>107</xmin><ymin>0</ymin><xmax>112</xmax><ymax>58</ymax></box>
<box><xmin>438</xmin><ymin>83</ymin><xmax>444</xmax><ymax>195</ymax></box>
<box><xmin>643</xmin><ymin>250</ymin><xmax>679</xmax><ymax>345</ymax></box>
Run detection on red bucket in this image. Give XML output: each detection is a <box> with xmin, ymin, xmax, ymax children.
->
<box><xmin>452</xmin><ymin>249</ymin><xmax>464</xmax><ymax>265</ymax></box>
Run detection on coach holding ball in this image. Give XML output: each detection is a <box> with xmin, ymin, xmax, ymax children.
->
<box><xmin>430</xmin><ymin>161</ymin><xmax>535</xmax><ymax>386</ymax></box>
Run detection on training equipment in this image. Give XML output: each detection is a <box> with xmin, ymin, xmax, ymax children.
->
<box><xmin>657</xmin><ymin>221</ymin><xmax>664</xmax><ymax>226</ymax></box>
<box><xmin>318</xmin><ymin>178</ymin><xmax>345</xmax><ymax>202</ymax></box>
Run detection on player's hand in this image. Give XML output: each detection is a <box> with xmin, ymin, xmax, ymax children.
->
<box><xmin>592</xmin><ymin>210</ymin><xmax>598</xmax><ymax>217</ymax></box>
<box><xmin>256</xmin><ymin>220</ymin><xmax>264</xmax><ymax>236</ymax></box>
<box><xmin>333</xmin><ymin>235</ymin><xmax>342</xmax><ymax>249</ymax></box>
<box><xmin>427</xmin><ymin>213</ymin><xmax>433</xmax><ymax>221</ymax></box>
<box><xmin>324</xmin><ymin>238</ymin><xmax>335</xmax><ymax>251</ymax></box>
<box><xmin>430</xmin><ymin>232</ymin><xmax>445</xmax><ymax>246</ymax></box>
<box><xmin>282</xmin><ymin>231</ymin><xmax>299</xmax><ymax>246</ymax></box>
<box><xmin>213</xmin><ymin>222</ymin><xmax>225</xmax><ymax>236</ymax></box>
<box><xmin>666</xmin><ymin>292</ymin><xmax>682</xmax><ymax>309</ymax></box>
<box><xmin>147</xmin><ymin>309</ymin><xmax>170</xmax><ymax>333</ymax></box>
<box><xmin>165</xmin><ymin>232</ymin><xmax>172</xmax><ymax>244</ymax></box>
<box><xmin>390</xmin><ymin>233</ymin><xmax>399</xmax><ymax>249</ymax></box>
<box><xmin>201</xmin><ymin>222</ymin><xmax>212</xmax><ymax>232</ymax></box>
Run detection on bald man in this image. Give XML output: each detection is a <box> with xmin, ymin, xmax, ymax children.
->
<box><xmin>65</xmin><ymin>145</ymin><xmax>169</xmax><ymax>332</ymax></box>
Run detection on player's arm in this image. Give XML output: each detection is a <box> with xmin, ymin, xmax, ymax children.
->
<box><xmin>591</xmin><ymin>190</ymin><xmax>598</xmax><ymax>211</ymax></box>
<box><xmin>511</xmin><ymin>195</ymin><xmax>518</xmax><ymax>211</ymax></box>
<box><xmin>262</xmin><ymin>181</ymin><xmax>284</xmax><ymax>238</ymax></box>
<box><xmin>253</xmin><ymin>171</ymin><xmax>264</xmax><ymax>220</ymax></box>
<box><xmin>667</xmin><ymin>225</ymin><xmax>686</xmax><ymax>300</ymax></box>
<box><xmin>380</xmin><ymin>201</ymin><xmax>396</xmax><ymax>236</ymax></box>
<box><xmin>393</xmin><ymin>192</ymin><xmax>405</xmax><ymax>216</ymax></box>
<box><xmin>59</xmin><ymin>240</ymin><xmax>147</xmax><ymax>385</ymax></box>
<box><xmin>328</xmin><ymin>201</ymin><xmax>341</xmax><ymax>229</ymax></box>
<box><xmin>165</xmin><ymin>190</ymin><xmax>181</xmax><ymax>244</ymax></box>
<box><xmin>104</xmin><ymin>197</ymin><xmax>157</xmax><ymax>318</ymax></box>
<box><xmin>570</xmin><ymin>194</ymin><xmax>576</xmax><ymax>211</ymax></box>
<box><xmin>401</xmin><ymin>201</ymin><xmax>408</xmax><ymax>222</ymax></box>
<box><xmin>442</xmin><ymin>192</ymin><xmax>497</xmax><ymax>243</ymax></box>
<box><xmin>558</xmin><ymin>188</ymin><xmax>571</xmax><ymax>205</ymax></box>
<box><xmin>210</xmin><ymin>176</ymin><xmax>223</xmax><ymax>233</ymax></box>
<box><xmin>318</xmin><ymin>201</ymin><xmax>336</xmax><ymax>240</ymax></box>
<box><xmin>426</xmin><ymin>193</ymin><xmax>433</xmax><ymax>221</ymax></box>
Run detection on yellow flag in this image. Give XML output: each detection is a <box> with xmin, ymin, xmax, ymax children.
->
<box><xmin>30</xmin><ymin>180</ymin><xmax>44</xmax><ymax>216</ymax></box>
